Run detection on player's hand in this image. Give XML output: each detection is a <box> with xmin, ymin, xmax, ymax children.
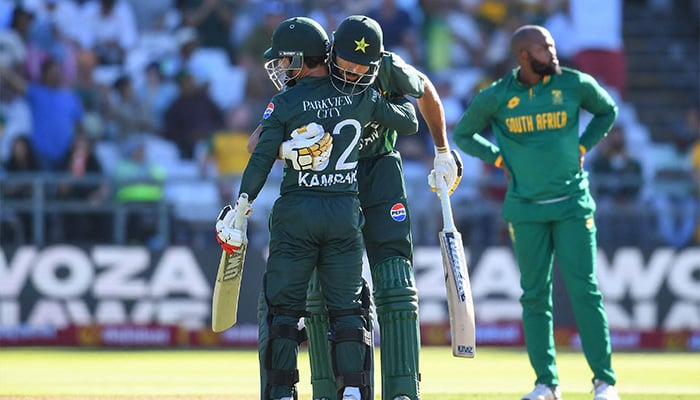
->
<box><xmin>429</xmin><ymin>148</ymin><xmax>463</xmax><ymax>195</ymax></box>
<box><xmin>279</xmin><ymin>122</ymin><xmax>333</xmax><ymax>171</ymax></box>
<box><xmin>215</xmin><ymin>196</ymin><xmax>252</xmax><ymax>254</ymax></box>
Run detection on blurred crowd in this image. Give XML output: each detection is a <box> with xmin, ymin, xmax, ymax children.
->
<box><xmin>0</xmin><ymin>0</ymin><xmax>698</xmax><ymax>250</ymax></box>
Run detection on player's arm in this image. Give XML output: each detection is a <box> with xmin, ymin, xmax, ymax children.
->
<box><xmin>453</xmin><ymin>90</ymin><xmax>502</xmax><ymax>167</ymax></box>
<box><xmin>578</xmin><ymin>72</ymin><xmax>619</xmax><ymax>154</ymax></box>
<box><xmin>414</xmin><ymin>72</ymin><xmax>464</xmax><ymax>195</ymax></box>
<box><xmin>370</xmin><ymin>91</ymin><xmax>419</xmax><ymax>134</ymax></box>
<box><xmin>238</xmin><ymin>114</ymin><xmax>284</xmax><ymax>202</ymax></box>
<box><xmin>216</xmin><ymin>114</ymin><xmax>279</xmax><ymax>253</ymax></box>
<box><xmin>415</xmin><ymin>72</ymin><xmax>448</xmax><ymax>149</ymax></box>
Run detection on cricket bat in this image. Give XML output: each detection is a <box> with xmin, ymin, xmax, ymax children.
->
<box><xmin>437</xmin><ymin>182</ymin><xmax>476</xmax><ymax>358</ymax></box>
<box><xmin>211</xmin><ymin>193</ymin><xmax>249</xmax><ymax>332</ymax></box>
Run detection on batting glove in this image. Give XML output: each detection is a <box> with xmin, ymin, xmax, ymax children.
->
<box><xmin>215</xmin><ymin>197</ymin><xmax>252</xmax><ymax>254</ymax></box>
<box><xmin>279</xmin><ymin>122</ymin><xmax>333</xmax><ymax>171</ymax></box>
<box><xmin>429</xmin><ymin>147</ymin><xmax>463</xmax><ymax>196</ymax></box>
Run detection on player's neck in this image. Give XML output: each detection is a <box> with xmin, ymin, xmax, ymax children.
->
<box><xmin>516</xmin><ymin>68</ymin><xmax>544</xmax><ymax>87</ymax></box>
<box><xmin>301</xmin><ymin>65</ymin><xmax>329</xmax><ymax>79</ymax></box>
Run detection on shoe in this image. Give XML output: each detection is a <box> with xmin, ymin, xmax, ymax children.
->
<box><xmin>276</xmin><ymin>398</ymin><xmax>293</xmax><ymax>400</ymax></box>
<box><xmin>342</xmin><ymin>386</ymin><xmax>361</xmax><ymax>400</ymax></box>
<box><xmin>392</xmin><ymin>396</ymin><xmax>411</xmax><ymax>400</ymax></box>
<box><xmin>593</xmin><ymin>379</ymin><xmax>620</xmax><ymax>400</ymax></box>
<box><xmin>522</xmin><ymin>384</ymin><xmax>562</xmax><ymax>400</ymax></box>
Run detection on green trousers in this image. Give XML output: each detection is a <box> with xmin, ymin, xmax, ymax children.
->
<box><xmin>263</xmin><ymin>193</ymin><xmax>367</xmax><ymax>399</ymax></box>
<box><xmin>507</xmin><ymin>193</ymin><xmax>616</xmax><ymax>387</ymax></box>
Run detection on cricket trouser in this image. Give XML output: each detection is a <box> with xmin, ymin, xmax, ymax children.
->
<box><xmin>507</xmin><ymin>193</ymin><xmax>616</xmax><ymax>387</ymax></box>
<box><xmin>261</xmin><ymin>193</ymin><xmax>369</xmax><ymax>399</ymax></box>
<box><xmin>358</xmin><ymin>151</ymin><xmax>413</xmax><ymax>267</ymax></box>
<box><xmin>357</xmin><ymin>152</ymin><xmax>421</xmax><ymax>399</ymax></box>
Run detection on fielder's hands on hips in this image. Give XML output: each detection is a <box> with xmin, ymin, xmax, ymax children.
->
<box><xmin>429</xmin><ymin>147</ymin><xmax>463</xmax><ymax>196</ymax></box>
<box><xmin>215</xmin><ymin>194</ymin><xmax>252</xmax><ymax>254</ymax></box>
<box><xmin>279</xmin><ymin>122</ymin><xmax>333</xmax><ymax>171</ymax></box>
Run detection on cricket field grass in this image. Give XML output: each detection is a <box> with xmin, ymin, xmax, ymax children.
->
<box><xmin>1</xmin><ymin>346</ymin><xmax>698</xmax><ymax>399</ymax></box>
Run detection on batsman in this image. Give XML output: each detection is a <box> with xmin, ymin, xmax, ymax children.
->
<box><xmin>224</xmin><ymin>16</ymin><xmax>420</xmax><ymax>400</ymax></box>
<box><xmin>280</xmin><ymin>16</ymin><xmax>463</xmax><ymax>400</ymax></box>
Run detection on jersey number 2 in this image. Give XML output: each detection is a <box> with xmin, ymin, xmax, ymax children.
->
<box><xmin>332</xmin><ymin>119</ymin><xmax>362</xmax><ymax>170</ymax></box>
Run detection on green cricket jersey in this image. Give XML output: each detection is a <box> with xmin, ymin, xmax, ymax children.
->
<box><xmin>453</xmin><ymin>67</ymin><xmax>618</xmax><ymax>204</ymax></box>
<box><xmin>240</xmin><ymin>76</ymin><xmax>418</xmax><ymax>200</ymax></box>
<box><xmin>359</xmin><ymin>52</ymin><xmax>424</xmax><ymax>159</ymax></box>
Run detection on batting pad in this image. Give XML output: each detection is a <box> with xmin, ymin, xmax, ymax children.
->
<box><xmin>372</xmin><ymin>257</ymin><xmax>421</xmax><ymax>400</ymax></box>
<box><xmin>306</xmin><ymin>271</ymin><xmax>337</xmax><ymax>400</ymax></box>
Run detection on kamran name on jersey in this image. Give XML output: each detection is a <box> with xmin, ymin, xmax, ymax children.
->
<box><xmin>505</xmin><ymin>111</ymin><xmax>568</xmax><ymax>134</ymax></box>
<box><xmin>303</xmin><ymin>95</ymin><xmax>354</xmax><ymax>119</ymax></box>
<box><xmin>298</xmin><ymin>170</ymin><xmax>357</xmax><ymax>187</ymax></box>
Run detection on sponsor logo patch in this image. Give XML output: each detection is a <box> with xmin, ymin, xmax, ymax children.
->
<box><xmin>507</xmin><ymin>96</ymin><xmax>520</xmax><ymax>109</ymax></box>
<box><xmin>262</xmin><ymin>102</ymin><xmax>274</xmax><ymax>119</ymax></box>
<box><xmin>390</xmin><ymin>203</ymin><xmax>407</xmax><ymax>222</ymax></box>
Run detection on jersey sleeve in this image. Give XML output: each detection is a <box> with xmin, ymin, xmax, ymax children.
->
<box><xmin>369</xmin><ymin>89</ymin><xmax>419</xmax><ymax>135</ymax></box>
<box><xmin>452</xmin><ymin>89</ymin><xmax>501</xmax><ymax>165</ymax></box>
<box><xmin>578</xmin><ymin>72</ymin><xmax>619</xmax><ymax>152</ymax></box>
<box><xmin>381</xmin><ymin>53</ymin><xmax>425</xmax><ymax>99</ymax></box>
<box><xmin>238</xmin><ymin>100</ymin><xmax>284</xmax><ymax>201</ymax></box>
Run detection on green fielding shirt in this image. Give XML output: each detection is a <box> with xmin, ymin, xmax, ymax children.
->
<box><xmin>359</xmin><ymin>52</ymin><xmax>425</xmax><ymax>159</ymax></box>
<box><xmin>453</xmin><ymin>67</ymin><xmax>618</xmax><ymax>204</ymax></box>
<box><xmin>240</xmin><ymin>76</ymin><xmax>418</xmax><ymax>201</ymax></box>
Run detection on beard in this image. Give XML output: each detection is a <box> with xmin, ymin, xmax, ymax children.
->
<box><xmin>530</xmin><ymin>56</ymin><xmax>562</xmax><ymax>76</ymax></box>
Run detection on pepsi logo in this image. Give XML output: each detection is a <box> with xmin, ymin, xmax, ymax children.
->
<box><xmin>390</xmin><ymin>203</ymin><xmax>407</xmax><ymax>222</ymax></box>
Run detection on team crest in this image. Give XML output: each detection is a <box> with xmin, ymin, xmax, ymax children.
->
<box><xmin>390</xmin><ymin>203</ymin><xmax>407</xmax><ymax>222</ymax></box>
<box><xmin>354</xmin><ymin>37</ymin><xmax>369</xmax><ymax>53</ymax></box>
<box><xmin>263</xmin><ymin>102</ymin><xmax>275</xmax><ymax>119</ymax></box>
<box><xmin>507</xmin><ymin>96</ymin><xmax>520</xmax><ymax>109</ymax></box>
<box><xmin>551</xmin><ymin>90</ymin><xmax>563</xmax><ymax>105</ymax></box>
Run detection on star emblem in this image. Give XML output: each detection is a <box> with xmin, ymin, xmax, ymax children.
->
<box><xmin>354</xmin><ymin>37</ymin><xmax>370</xmax><ymax>53</ymax></box>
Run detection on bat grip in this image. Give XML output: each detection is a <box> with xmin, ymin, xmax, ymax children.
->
<box><xmin>234</xmin><ymin>193</ymin><xmax>249</xmax><ymax>230</ymax></box>
<box><xmin>437</xmin><ymin>180</ymin><xmax>457</xmax><ymax>232</ymax></box>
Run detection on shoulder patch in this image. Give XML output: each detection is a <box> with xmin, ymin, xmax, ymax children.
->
<box><xmin>262</xmin><ymin>102</ymin><xmax>275</xmax><ymax>119</ymax></box>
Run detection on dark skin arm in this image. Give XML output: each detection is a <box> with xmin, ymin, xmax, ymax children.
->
<box><xmin>415</xmin><ymin>72</ymin><xmax>448</xmax><ymax>150</ymax></box>
<box><xmin>246</xmin><ymin>124</ymin><xmax>262</xmax><ymax>154</ymax></box>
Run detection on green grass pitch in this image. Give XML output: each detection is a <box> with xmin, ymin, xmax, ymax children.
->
<box><xmin>1</xmin><ymin>347</ymin><xmax>698</xmax><ymax>399</ymax></box>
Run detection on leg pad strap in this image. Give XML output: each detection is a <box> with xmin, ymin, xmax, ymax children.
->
<box><xmin>269</xmin><ymin>368</ymin><xmax>300</xmax><ymax>387</ymax></box>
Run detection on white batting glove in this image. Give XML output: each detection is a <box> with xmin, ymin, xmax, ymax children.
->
<box><xmin>428</xmin><ymin>147</ymin><xmax>463</xmax><ymax>196</ymax></box>
<box><xmin>279</xmin><ymin>122</ymin><xmax>333</xmax><ymax>171</ymax></box>
<box><xmin>215</xmin><ymin>195</ymin><xmax>252</xmax><ymax>254</ymax></box>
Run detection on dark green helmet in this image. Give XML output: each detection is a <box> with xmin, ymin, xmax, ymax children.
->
<box><xmin>263</xmin><ymin>17</ymin><xmax>330</xmax><ymax>60</ymax></box>
<box><xmin>330</xmin><ymin>15</ymin><xmax>383</xmax><ymax>94</ymax></box>
<box><xmin>332</xmin><ymin>15</ymin><xmax>383</xmax><ymax>65</ymax></box>
<box><xmin>263</xmin><ymin>17</ymin><xmax>330</xmax><ymax>90</ymax></box>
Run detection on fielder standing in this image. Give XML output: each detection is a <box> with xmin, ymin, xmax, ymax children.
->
<box><xmin>452</xmin><ymin>25</ymin><xmax>620</xmax><ymax>400</ymax></box>
<box><xmin>216</xmin><ymin>16</ymin><xmax>418</xmax><ymax>400</ymax></box>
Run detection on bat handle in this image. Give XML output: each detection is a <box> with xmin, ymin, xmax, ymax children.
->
<box><xmin>234</xmin><ymin>193</ymin><xmax>249</xmax><ymax>230</ymax></box>
<box><xmin>437</xmin><ymin>179</ymin><xmax>457</xmax><ymax>232</ymax></box>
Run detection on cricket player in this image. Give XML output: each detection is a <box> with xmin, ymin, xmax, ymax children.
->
<box><xmin>216</xmin><ymin>17</ymin><xmax>418</xmax><ymax>400</ymax></box>
<box><xmin>452</xmin><ymin>25</ymin><xmax>620</xmax><ymax>400</ymax></box>
<box><xmin>284</xmin><ymin>15</ymin><xmax>462</xmax><ymax>400</ymax></box>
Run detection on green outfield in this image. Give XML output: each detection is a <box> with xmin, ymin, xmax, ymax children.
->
<box><xmin>0</xmin><ymin>347</ymin><xmax>698</xmax><ymax>399</ymax></box>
